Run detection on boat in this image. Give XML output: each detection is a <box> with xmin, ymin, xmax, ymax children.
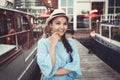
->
<box><xmin>0</xmin><ymin>6</ymin><xmax>43</xmax><ymax>80</ymax></box>
<box><xmin>91</xmin><ymin>13</ymin><xmax>120</xmax><ymax>73</ymax></box>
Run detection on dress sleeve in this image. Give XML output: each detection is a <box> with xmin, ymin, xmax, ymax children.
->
<box><xmin>37</xmin><ymin>39</ymin><xmax>56</xmax><ymax>78</ymax></box>
<box><xmin>63</xmin><ymin>38</ymin><xmax>82</xmax><ymax>78</ymax></box>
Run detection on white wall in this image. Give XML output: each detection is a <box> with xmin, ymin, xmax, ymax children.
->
<box><xmin>0</xmin><ymin>0</ymin><xmax>6</xmax><ymax>6</ymax></box>
<box><xmin>75</xmin><ymin>0</ymin><xmax>108</xmax><ymax>15</ymax></box>
<box><xmin>0</xmin><ymin>0</ymin><xmax>14</xmax><ymax>7</ymax></box>
<box><xmin>76</xmin><ymin>2</ymin><xmax>91</xmax><ymax>15</ymax></box>
<box><xmin>58</xmin><ymin>0</ymin><xmax>108</xmax><ymax>30</ymax></box>
<box><xmin>73</xmin><ymin>0</ymin><xmax>108</xmax><ymax>30</ymax></box>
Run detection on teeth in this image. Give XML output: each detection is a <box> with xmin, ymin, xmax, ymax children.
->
<box><xmin>59</xmin><ymin>30</ymin><xmax>64</xmax><ymax>31</ymax></box>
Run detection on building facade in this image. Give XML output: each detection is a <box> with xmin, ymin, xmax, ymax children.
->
<box><xmin>58</xmin><ymin>0</ymin><xmax>120</xmax><ymax>30</ymax></box>
<box><xmin>0</xmin><ymin>0</ymin><xmax>14</xmax><ymax>8</ymax></box>
<box><xmin>108</xmin><ymin>0</ymin><xmax>120</xmax><ymax>14</ymax></box>
<box><xmin>14</xmin><ymin>0</ymin><xmax>47</xmax><ymax>17</ymax></box>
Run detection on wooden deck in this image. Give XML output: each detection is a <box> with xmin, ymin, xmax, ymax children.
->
<box><xmin>74</xmin><ymin>39</ymin><xmax>120</xmax><ymax>80</ymax></box>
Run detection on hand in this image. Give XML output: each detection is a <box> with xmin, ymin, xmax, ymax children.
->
<box><xmin>48</xmin><ymin>32</ymin><xmax>60</xmax><ymax>67</ymax></box>
<box><xmin>48</xmin><ymin>32</ymin><xmax>60</xmax><ymax>47</ymax></box>
<box><xmin>90</xmin><ymin>31</ymin><xmax>96</xmax><ymax>37</ymax></box>
<box><xmin>55</xmin><ymin>68</ymin><xmax>71</xmax><ymax>76</ymax></box>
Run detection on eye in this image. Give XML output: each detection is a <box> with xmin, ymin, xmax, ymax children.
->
<box><xmin>64</xmin><ymin>22</ymin><xmax>68</xmax><ymax>26</ymax></box>
<box><xmin>56</xmin><ymin>22</ymin><xmax>61</xmax><ymax>25</ymax></box>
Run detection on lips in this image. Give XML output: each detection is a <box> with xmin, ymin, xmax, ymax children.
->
<box><xmin>59</xmin><ymin>29</ymin><xmax>64</xmax><ymax>32</ymax></box>
<box><xmin>57</xmin><ymin>29</ymin><xmax>65</xmax><ymax>36</ymax></box>
<box><xmin>58</xmin><ymin>29</ymin><xmax>65</xmax><ymax>33</ymax></box>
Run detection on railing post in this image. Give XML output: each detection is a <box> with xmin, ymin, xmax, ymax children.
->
<box><xmin>27</xmin><ymin>31</ymin><xmax>30</xmax><ymax>48</ymax></box>
<box><xmin>15</xmin><ymin>35</ymin><xmax>19</xmax><ymax>50</ymax></box>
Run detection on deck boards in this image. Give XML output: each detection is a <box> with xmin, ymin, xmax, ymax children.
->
<box><xmin>74</xmin><ymin>39</ymin><xmax>120</xmax><ymax>80</ymax></box>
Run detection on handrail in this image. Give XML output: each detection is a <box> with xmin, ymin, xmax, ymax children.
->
<box><xmin>0</xmin><ymin>30</ymin><xmax>30</xmax><ymax>49</ymax></box>
<box><xmin>0</xmin><ymin>30</ymin><xmax>30</xmax><ymax>39</ymax></box>
<box><xmin>101</xmin><ymin>13</ymin><xmax>120</xmax><ymax>22</ymax></box>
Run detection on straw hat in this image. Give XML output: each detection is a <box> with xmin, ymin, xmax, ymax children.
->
<box><xmin>46</xmin><ymin>9</ymin><xmax>71</xmax><ymax>25</ymax></box>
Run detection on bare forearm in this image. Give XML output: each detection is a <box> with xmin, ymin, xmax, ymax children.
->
<box><xmin>55</xmin><ymin>68</ymin><xmax>71</xmax><ymax>76</ymax></box>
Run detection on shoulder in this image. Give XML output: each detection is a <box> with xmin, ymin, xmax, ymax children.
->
<box><xmin>37</xmin><ymin>38</ymin><xmax>51</xmax><ymax>49</ymax></box>
<box><xmin>67</xmin><ymin>38</ymin><xmax>78</xmax><ymax>52</ymax></box>
<box><xmin>67</xmin><ymin>37</ymin><xmax>74</xmax><ymax>42</ymax></box>
<box><xmin>67</xmin><ymin>38</ymin><xmax>75</xmax><ymax>45</ymax></box>
<box><xmin>38</xmin><ymin>38</ymin><xmax>49</xmax><ymax>45</ymax></box>
<box><xmin>38</xmin><ymin>38</ymin><xmax>45</xmax><ymax>43</ymax></box>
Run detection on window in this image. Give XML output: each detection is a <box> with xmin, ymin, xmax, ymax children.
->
<box><xmin>109</xmin><ymin>0</ymin><xmax>114</xmax><ymax>6</ymax></box>
<box><xmin>68</xmin><ymin>8</ymin><xmax>73</xmax><ymax>14</ymax></box>
<box><xmin>77</xmin><ymin>15</ymin><xmax>86</xmax><ymax>28</ymax></box>
<box><xmin>108</xmin><ymin>0</ymin><xmax>120</xmax><ymax>14</ymax></box>
<box><xmin>68</xmin><ymin>0</ymin><xmax>73</xmax><ymax>7</ymax></box>
<box><xmin>102</xmin><ymin>26</ymin><xmax>109</xmax><ymax>38</ymax></box>
<box><xmin>116</xmin><ymin>8</ymin><xmax>120</xmax><ymax>13</ymax></box>
<box><xmin>22</xmin><ymin>16</ymin><xmax>30</xmax><ymax>30</ymax></box>
<box><xmin>108</xmin><ymin>8</ymin><xmax>114</xmax><ymax>13</ymax></box>
<box><xmin>61</xmin><ymin>0</ymin><xmax>66</xmax><ymax>7</ymax></box>
<box><xmin>116</xmin><ymin>0</ymin><xmax>120</xmax><ymax>6</ymax></box>
<box><xmin>111</xmin><ymin>27</ymin><xmax>120</xmax><ymax>42</ymax></box>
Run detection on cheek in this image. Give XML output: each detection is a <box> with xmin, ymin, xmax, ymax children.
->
<box><xmin>54</xmin><ymin>26</ymin><xmax>58</xmax><ymax>30</ymax></box>
<box><xmin>64</xmin><ymin>26</ymin><xmax>68</xmax><ymax>30</ymax></box>
<box><xmin>51</xmin><ymin>25</ymin><xmax>58</xmax><ymax>32</ymax></box>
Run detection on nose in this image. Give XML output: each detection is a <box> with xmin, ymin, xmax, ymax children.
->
<box><xmin>59</xmin><ymin>24</ymin><xmax>64</xmax><ymax>29</ymax></box>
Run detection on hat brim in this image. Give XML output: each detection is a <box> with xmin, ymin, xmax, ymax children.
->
<box><xmin>46</xmin><ymin>15</ymin><xmax>71</xmax><ymax>25</ymax></box>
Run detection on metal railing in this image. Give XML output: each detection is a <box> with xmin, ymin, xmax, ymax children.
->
<box><xmin>0</xmin><ymin>30</ymin><xmax>32</xmax><ymax>49</ymax></box>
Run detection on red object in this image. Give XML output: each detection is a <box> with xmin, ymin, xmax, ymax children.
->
<box><xmin>6</xmin><ymin>29</ymin><xmax>16</xmax><ymax>44</ymax></box>
<box><xmin>39</xmin><ymin>12</ymin><xmax>50</xmax><ymax>18</ymax></box>
<box><xmin>84</xmin><ymin>13</ymin><xmax>100</xmax><ymax>18</ymax></box>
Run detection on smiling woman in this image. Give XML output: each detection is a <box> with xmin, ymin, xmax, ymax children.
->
<box><xmin>37</xmin><ymin>9</ymin><xmax>82</xmax><ymax>80</ymax></box>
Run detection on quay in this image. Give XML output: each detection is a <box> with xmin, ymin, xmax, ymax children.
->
<box><xmin>34</xmin><ymin>26</ymin><xmax>120</xmax><ymax>80</ymax></box>
<box><xmin>1</xmin><ymin>0</ymin><xmax>120</xmax><ymax>80</ymax></box>
<box><xmin>71</xmin><ymin>32</ymin><xmax>120</xmax><ymax>80</ymax></box>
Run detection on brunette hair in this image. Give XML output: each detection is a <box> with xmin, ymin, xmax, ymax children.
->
<box><xmin>45</xmin><ymin>17</ymin><xmax>73</xmax><ymax>62</ymax></box>
<box><xmin>61</xmin><ymin>34</ymin><xmax>73</xmax><ymax>62</ymax></box>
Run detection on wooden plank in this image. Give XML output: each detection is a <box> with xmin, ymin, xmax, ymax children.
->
<box><xmin>74</xmin><ymin>39</ymin><xmax>120</xmax><ymax>80</ymax></box>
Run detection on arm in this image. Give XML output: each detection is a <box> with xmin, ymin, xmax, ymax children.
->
<box><xmin>48</xmin><ymin>32</ymin><xmax>60</xmax><ymax>68</ymax></box>
<box><xmin>55</xmin><ymin>38</ymin><xmax>81</xmax><ymax>76</ymax></box>
<box><xmin>60</xmin><ymin>38</ymin><xmax>82</xmax><ymax>78</ymax></box>
<box><xmin>54</xmin><ymin>68</ymin><xmax>71</xmax><ymax>76</ymax></box>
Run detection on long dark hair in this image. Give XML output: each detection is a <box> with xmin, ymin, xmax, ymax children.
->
<box><xmin>61</xmin><ymin>34</ymin><xmax>73</xmax><ymax>62</ymax></box>
<box><xmin>45</xmin><ymin>18</ymin><xmax>73</xmax><ymax>62</ymax></box>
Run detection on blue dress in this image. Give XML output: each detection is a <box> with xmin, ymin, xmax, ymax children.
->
<box><xmin>37</xmin><ymin>38</ymin><xmax>82</xmax><ymax>80</ymax></box>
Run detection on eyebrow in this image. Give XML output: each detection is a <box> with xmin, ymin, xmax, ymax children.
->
<box><xmin>54</xmin><ymin>20</ymin><xmax>67</xmax><ymax>23</ymax></box>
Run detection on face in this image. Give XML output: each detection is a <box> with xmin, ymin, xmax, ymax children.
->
<box><xmin>50</xmin><ymin>16</ymin><xmax>68</xmax><ymax>37</ymax></box>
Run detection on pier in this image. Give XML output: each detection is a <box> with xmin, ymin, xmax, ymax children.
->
<box><xmin>72</xmin><ymin>32</ymin><xmax>120</xmax><ymax>80</ymax></box>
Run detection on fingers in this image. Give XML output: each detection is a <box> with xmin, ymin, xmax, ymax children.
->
<box><xmin>52</xmin><ymin>32</ymin><xmax>60</xmax><ymax>38</ymax></box>
<box><xmin>49</xmin><ymin>32</ymin><xmax>60</xmax><ymax>46</ymax></box>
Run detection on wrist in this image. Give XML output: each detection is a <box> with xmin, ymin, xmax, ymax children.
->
<box><xmin>50</xmin><ymin>44</ymin><xmax>56</xmax><ymax>48</ymax></box>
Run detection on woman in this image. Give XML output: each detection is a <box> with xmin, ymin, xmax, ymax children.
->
<box><xmin>37</xmin><ymin>9</ymin><xmax>82</xmax><ymax>80</ymax></box>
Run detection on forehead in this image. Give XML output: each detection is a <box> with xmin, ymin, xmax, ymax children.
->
<box><xmin>53</xmin><ymin>16</ymin><xmax>68</xmax><ymax>22</ymax></box>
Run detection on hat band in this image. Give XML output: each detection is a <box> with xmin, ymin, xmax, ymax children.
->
<box><xmin>52</xmin><ymin>13</ymin><xmax>66</xmax><ymax>16</ymax></box>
